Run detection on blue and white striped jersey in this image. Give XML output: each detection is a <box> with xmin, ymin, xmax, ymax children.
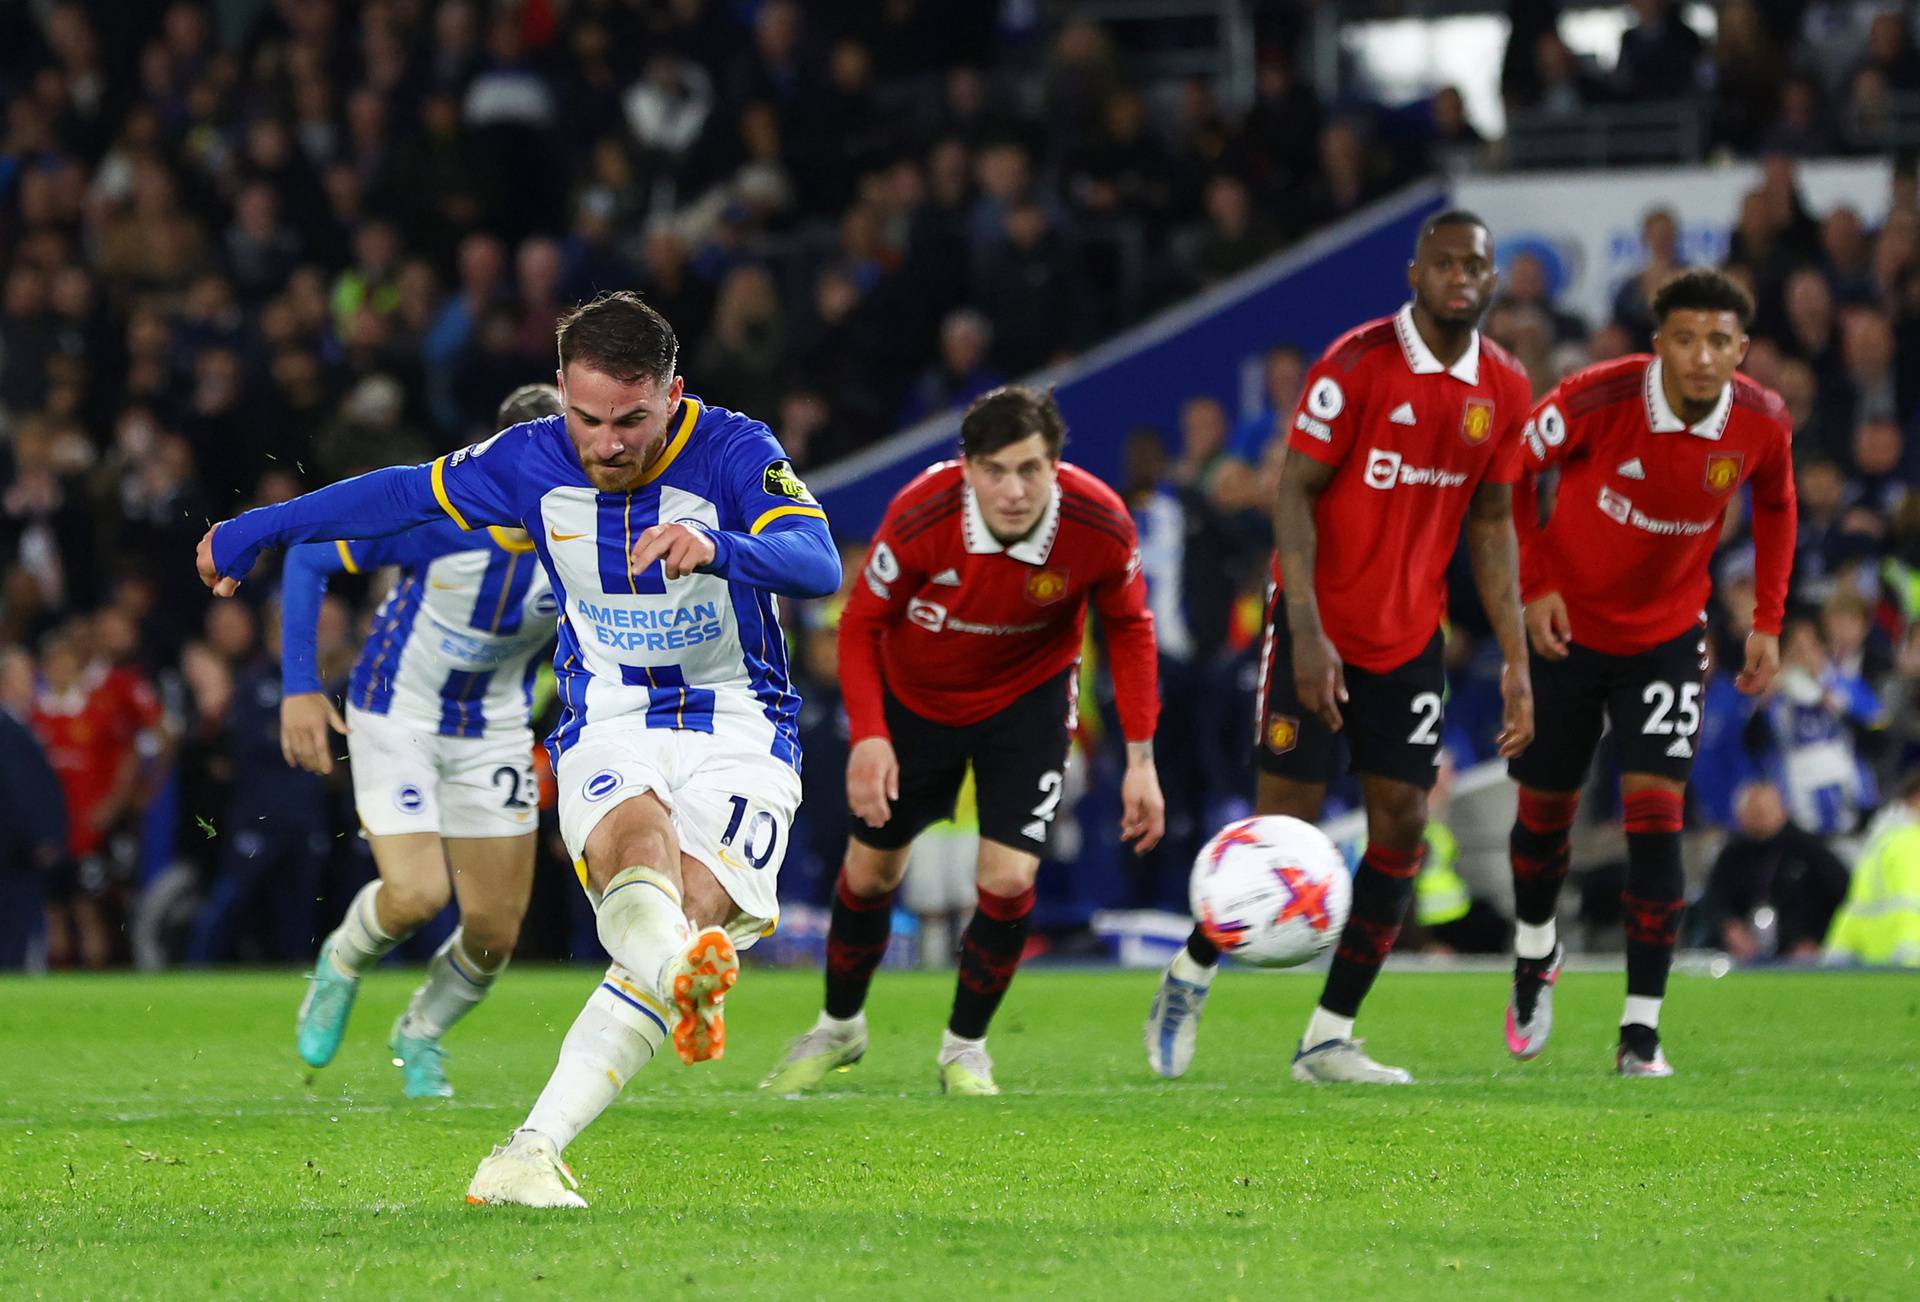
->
<box><xmin>281</xmin><ymin>520</ymin><xmax>555</xmax><ymax>740</ymax></box>
<box><xmin>429</xmin><ymin>398</ymin><xmax>834</xmax><ymax>771</ymax></box>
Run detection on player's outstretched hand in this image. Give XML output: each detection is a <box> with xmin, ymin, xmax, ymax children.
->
<box><xmin>1292</xmin><ymin>628</ymin><xmax>1347</xmax><ymax>732</ymax></box>
<box><xmin>196</xmin><ymin>525</ymin><xmax>241</xmax><ymax>597</ymax></box>
<box><xmin>280</xmin><ymin>692</ymin><xmax>350</xmax><ymax>775</ymax></box>
<box><xmin>1736</xmin><ymin>631</ymin><xmax>1780</xmax><ymax>695</ymax></box>
<box><xmin>630</xmin><ymin>522</ymin><xmax>716</xmax><ymax>581</ymax></box>
<box><xmin>1524</xmin><ymin>593</ymin><xmax>1571</xmax><ymax>660</ymax></box>
<box><xmin>847</xmin><ymin>736</ymin><xmax>899</xmax><ymax>829</ymax></box>
<box><xmin>1119</xmin><ymin>757</ymin><xmax>1165</xmax><ymax>854</ymax></box>
<box><xmin>1495</xmin><ymin>659</ymin><xmax>1535</xmax><ymax>759</ymax></box>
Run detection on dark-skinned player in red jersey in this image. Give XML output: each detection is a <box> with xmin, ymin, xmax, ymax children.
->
<box><xmin>1146</xmin><ymin>210</ymin><xmax>1536</xmax><ymax>1085</ymax></box>
<box><xmin>762</xmin><ymin>386</ymin><xmax>1166</xmax><ymax>1096</ymax></box>
<box><xmin>1502</xmin><ymin>269</ymin><xmax>1794</xmax><ymax>1078</ymax></box>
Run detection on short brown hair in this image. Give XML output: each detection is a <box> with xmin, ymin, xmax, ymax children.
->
<box><xmin>555</xmin><ymin>291</ymin><xmax>678</xmax><ymax>387</ymax></box>
<box><xmin>959</xmin><ymin>386</ymin><xmax>1067</xmax><ymax>459</ymax></box>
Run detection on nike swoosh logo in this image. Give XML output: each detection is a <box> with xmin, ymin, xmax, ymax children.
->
<box><xmin>428</xmin><ymin>580</ymin><xmax>464</xmax><ymax>590</ymax></box>
<box><xmin>549</xmin><ymin>529</ymin><xmax>587</xmax><ymax>542</ymax></box>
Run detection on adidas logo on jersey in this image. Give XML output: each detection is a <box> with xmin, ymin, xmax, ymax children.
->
<box><xmin>1666</xmin><ymin>735</ymin><xmax>1694</xmax><ymax>759</ymax></box>
<box><xmin>1617</xmin><ymin>458</ymin><xmax>1646</xmax><ymax>480</ymax></box>
<box><xmin>930</xmin><ymin>569</ymin><xmax>962</xmax><ymax>586</ymax></box>
<box><xmin>1388</xmin><ymin>402</ymin><xmax>1417</xmax><ymax>426</ymax></box>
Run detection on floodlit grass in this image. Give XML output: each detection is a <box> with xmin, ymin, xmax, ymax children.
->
<box><xmin>1</xmin><ymin>965</ymin><xmax>1914</xmax><ymax>1299</ymax></box>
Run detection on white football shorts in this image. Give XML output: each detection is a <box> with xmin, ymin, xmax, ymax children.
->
<box><xmin>557</xmin><ymin>713</ymin><xmax>801</xmax><ymax>950</ymax></box>
<box><xmin>345</xmin><ymin>704</ymin><xmax>540</xmax><ymax>839</ymax></box>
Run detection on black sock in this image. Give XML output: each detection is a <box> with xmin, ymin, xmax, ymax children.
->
<box><xmin>948</xmin><ymin>886</ymin><xmax>1034</xmax><ymax>1040</ymax></box>
<box><xmin>1623</xmin><ymin>830</ymin><xmax>1684</xmax><ymax>1000</ymax></box>
<box><xmin>824</xmin><ymin>870</ymin><xmax>895</xmax><ymax>1021</ymax></box>
<box><xmin>1318</xmin><ymin>842</ymin><xmax>1424</xmax><ymax>1019</ymax></box>
<box><xmin>1184</xmin><ymin>927</ymin><xmax>1220</xmax><ymax>968</ymax></box>
<box><xmin>1511</xmin><ymin>789</ymin><xmax>1579</xmax><ymax>927</ymax></box>
<box><xmin>1620</xmin><ymin>1022</ymin><xmax>1661</xmax><ymax>1056</ymax></box>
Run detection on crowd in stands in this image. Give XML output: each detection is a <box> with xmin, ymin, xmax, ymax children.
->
<box><xmin>0</xmin><ymin>0</ymin><xmax>1914</xmax><ymax>970</ymax></box>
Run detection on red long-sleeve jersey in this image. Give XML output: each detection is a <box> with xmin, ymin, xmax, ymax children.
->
<box><xmin>840</xmin><ymin>460</ymin><xmax>1159</xmax><ymax>743</ymax></box>
<box><xmin>1515</xmin><ymin>354</ymin><xmax>1796</xmax><ymax>656</ymax></box>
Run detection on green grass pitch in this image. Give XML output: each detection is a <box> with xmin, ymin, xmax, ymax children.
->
<box><xmin>1</xmin><ymin>965</ymin><xmax>1915</xmax><ymax>1299</ymax></box>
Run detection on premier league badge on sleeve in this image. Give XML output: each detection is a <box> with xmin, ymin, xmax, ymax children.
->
<box><xmin>762</xmin><ymin>460</ymin><xmax>818</xmax><ymax>504</ymax></box>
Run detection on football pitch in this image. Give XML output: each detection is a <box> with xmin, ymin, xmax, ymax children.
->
<box><xmin>1</xmin><ymin>966</ymin><xmax>1914</xmax><ymax>1300</ymax></box>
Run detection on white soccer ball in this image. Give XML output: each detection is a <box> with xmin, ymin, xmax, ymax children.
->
<box><xmin>1190</xmin><ymin>815</ymin><xmax>1351</xmax><ymax>968</ymax></box>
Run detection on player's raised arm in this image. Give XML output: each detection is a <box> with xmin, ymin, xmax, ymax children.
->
<box><xmin>632</xmin><ymin>433</ymin><xmax>839</xmax><ymax>598</ymax></box>
<box><xmin>1738</xmin><ymin>413</ymin><xmax>1797</xmax><ymax>695</ymax></box>
<box><xmin>196</xmin><ymin>430</ymin><xmax>529</xmax><ymax>595</ymax></box>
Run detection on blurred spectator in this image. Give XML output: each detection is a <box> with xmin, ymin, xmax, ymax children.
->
<box><xmin>1180</xmin><ymin>174</ymin><xmax>1280</xmax><ymax>292</ymax></box>
<box><xmin>184</xmin><ymin>604</ymin><xmax>328</xmax><ymax>964</ymax></box>
<box><xmin>1611</xmin><ymin>208</ymin><xmax>1681</xmax><ymax>341</ymax></box>
<box><xmin>897</xmin><ymin>308</ymin><xmax>1002</xmax><ymax>429</ymax></box>
<box><xmin>1753</xmin><ymin>618</ymin><xmax>1882</xmax><ymax>836</ymax></box>
<box><xmin>1496</xmin><ymin>251</ymin><xmax>1588</xmax><ymax>344</ymax></box>
<box><xmin>0</xmin><ymin>706</ymin><xmax>67</xmax><ymax>968</ymax></box>
<box><xmin>1692</xmin><ymin>780</ymin><xmax>1850</xmax><ymax>961</ymax></box>
<box><xmin>1614</xmin><ymin>0</ymin><xmax>1705</xmax><ymax>101</ymax></box>
<box><xmin>693</xmin><ymin>264</ymin><xmax>788</xmax><ymax>420</ymax></box>
<box><xmin>1825</xmin><ymin>771</ymin><xmax>1920</xmax><ymax>966</ymax></box>
<box><xmin>1711</xmin><ymin>0</ymin><xmax>1784</xmax><ymax>153</ymax></box>
<box><xmin>1505</xmin><ymin>29</ymin><xmax>1608</xmax><ymax>122</ymax></box>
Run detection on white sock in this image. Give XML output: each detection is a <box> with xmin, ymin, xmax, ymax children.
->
<box><xmin>1514</xmin><ymin>920</ymin><xmax>1557</xmax><ymax>961</ymax></box>
<box><xmin>522</xmin><ymin>965</ymin><xmax>668</xmax><ymax>1153</ymax></box>
<box><xmin>594</xmin><ymin>867</ymin><xmax>692</xmax><ymax>998</ymax></box>
<box><xmin>1170</xmin><ymin>948</ymin><xmax>1216</xmax><ymax>985</ymax></box>
<box><xmin>327</xmin><ymin>881</ymin><xmax>404</xmax><ymax>977</ymax></box>
<box><xmin>938</xmin><ymin>1027</ymin><xmax>985</xmax><ymax>1063</ymax></box>
<box><xmin>1302</xmin><ymin>1006</ymin><xmax>1355</xmax><ymax>1048</ymax></box>
<box><xmin>397</xmin><ymin>929</ymin><xmax>497</xmax><ymax>1041</ymax></box>
<box><xmin>814</xmin><ymin>1009</ymin><xmax>864</xmax><ymax>1037</ymax></box>
<box><xmin>1622</xmin><ymin>995</ymin><xmax>1662</xmax><ymax>1030</ymax></box>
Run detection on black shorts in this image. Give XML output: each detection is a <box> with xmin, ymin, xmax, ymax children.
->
<box><xmin>850</xmin><ymin>669</ymin><xmax>1076</xmax><ymax>854</ymax></box>
<box><xmin>1508</xmin><ymin>623</ymin><xmax>1709</xmax><ymax>792</ymax></box>
<box><xmin>1256</xmin><ymin>616</ymin><xmax>1446</xmax><ymax>791</ymax></box>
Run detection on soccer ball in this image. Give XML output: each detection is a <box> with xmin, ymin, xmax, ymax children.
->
<box><xmin>1190</xmin><ymin>816</ymin><xmax>1351</xmax><ymax>967</ymax></box>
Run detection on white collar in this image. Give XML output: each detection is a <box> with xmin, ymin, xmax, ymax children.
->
<box><xmin>1644</xmin><ymin>357</ymin><xmax>1732</xmax><ymax>441</ymax></box>
<box><xmin>963</xmin><ymin>481</ymin><xmax>1061</xmax><ymax>565</ymax></box>
<box><xmin>1394</xmin><ymin>303</ymin><xmax>1480</xmax><ymax>384</ymax></box>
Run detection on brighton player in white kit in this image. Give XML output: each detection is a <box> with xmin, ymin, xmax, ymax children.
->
<box><xmin>282</xmin><ymin>384</ymin><xmax>561</xmax><ymax>1098</ymax></box>
<box><xmin>197</xmin><ymin>293</ymin><xmax>840</xmax><ymax>1207</ymax></box>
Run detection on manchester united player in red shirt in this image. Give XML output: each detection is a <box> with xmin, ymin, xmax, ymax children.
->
<box><xmin>1503</xmin><ymin>270</ymin><xmax>1794</xmax><ymax>1078</ymax></box>
<box><xmin>1146</xmin><ymin>210</ymin><xmax>1536</xmax><ymax>1084</ymax></box>
<box><xmin>763</xmin><ymin>386</ymin><xmax>1165</xmax><ymax>1096</ymax></box>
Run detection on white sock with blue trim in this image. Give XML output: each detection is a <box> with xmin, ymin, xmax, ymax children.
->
<box><xmin>594</xmin><ymin>866</ymin><xmax>693</xmax><ymax>998</ymax></box>
<box><xmin>397</xmin><ymin>929</ymin><xmax>497</xmax><ymax>1042</ymax></box>
<box><xmin>327</xmin><ymin>881</ymin><xmax>403</xmax><ymax>978</ymax></box>
<box><xmin>522</xmin><ymin>963</ymin><xmax>668</xmax><ymax>1152</ymax></box>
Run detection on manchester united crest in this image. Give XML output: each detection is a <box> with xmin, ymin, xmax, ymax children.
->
<box><xmin>1025</xmin><ymin>569</ymin><xmax>1069</xmax><ymax>604</ymax></box>
<box><xmin>1266</xmin><ymin>715</ymin><xmax>1299</xmax><ymax>754</ymax></box>
<box><xmin>1703</xmin><ymin>452</ymin><xmax>1744</xmax><ymax>494</ymax></box>
<box><xmin>1460</xmin><ymin>397</ymin><xmax>1495</xmax><ymax>446</ymax></box>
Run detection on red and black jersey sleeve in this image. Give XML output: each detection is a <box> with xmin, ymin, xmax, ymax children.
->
<box><xmin>836</xmin><ymin>467</ymin><xmax>962</xmax><ymax>743</ymax></box>
<box><xmin>1061</xmin><ymin>471</ymin><xmax>1159</xmax><ymax>743</ymax></box>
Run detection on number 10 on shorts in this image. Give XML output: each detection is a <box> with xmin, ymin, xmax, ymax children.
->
<box><xmin>721</xmin><ymin>795</ymin><xmax>781</xmax><ymax>870</ymax></box>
